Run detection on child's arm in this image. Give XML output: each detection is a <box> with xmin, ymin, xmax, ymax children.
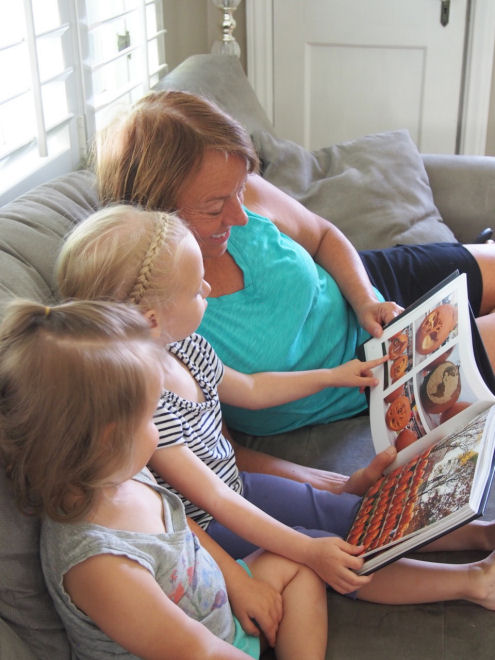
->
<box><xmin>187</xmin><ymin>518</ymin><xmax>282</xmax><ymax>648</ymax></box>
<box><xmin>217</xmin><ymin>356</ymin><xmax>388</xmax><ymax>409</ymax></box>
<box><xmin>63</xmin><ymin>554</ymin><xmax>253</xmax><ymax>660</ymax></box>
<box><xmin>150</xmin><ymin>444</ymin><xmax>372</xmax><ymax>593</ymax></box>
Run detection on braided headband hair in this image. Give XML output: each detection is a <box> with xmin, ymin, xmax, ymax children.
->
<box><xmin>127</xmin><ymin>212</ymin><xmax>172</xmax><ymax>306</ymax></box>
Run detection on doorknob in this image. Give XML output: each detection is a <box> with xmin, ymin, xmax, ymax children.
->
<box><xmin>440</xmin><ymin>0</ymin><xmax>450</xmax><ymax>26</ymax></box>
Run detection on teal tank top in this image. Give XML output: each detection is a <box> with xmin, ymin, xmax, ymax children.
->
<box><xmin>197</xmin><ymin>209</ymin><xmax>382</xmax><ymax>435</ymax></box>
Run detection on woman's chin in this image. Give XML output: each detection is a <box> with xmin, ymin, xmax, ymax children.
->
<box><xmin>202</xmin><ymin>240</ymin><xmax>229</xmax><ymax>259</ymax></box>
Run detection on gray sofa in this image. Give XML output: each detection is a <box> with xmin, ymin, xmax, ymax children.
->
<box><xmin>1</xmin><ymin>54</ymin><xmax>495</xmax><ymax>660</ymax></box>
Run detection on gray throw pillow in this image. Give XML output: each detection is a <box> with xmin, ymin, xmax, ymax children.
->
<box><xmin>251</xmin><ymin>129</ymin><xmax>457</xmax><ymax>250</ymax></box>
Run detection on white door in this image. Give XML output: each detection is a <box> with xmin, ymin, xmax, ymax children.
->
<box><xmin>246</xmin><ymin>0</ymin><xmax>495</xmax><ymax>154</ymax></box>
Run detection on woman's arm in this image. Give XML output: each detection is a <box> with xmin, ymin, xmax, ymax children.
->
<box><xmin>244</xmin><ymin>173</ymin><xmax>403</xmax><ymax>337</ymax></box>
<box><xmin>231</xmin><ymin>437</ymin><xmax>350</xmax><ymax>492</ymax></box>
<box><xmin>229</xmin><ymin>434</ymin><xmax>396</xmax><ymax>497</ymax></box>
<box><xmin>63</xmin><ymin>554</ymin><xmax>252</xmax><ymax>660</ymax></box>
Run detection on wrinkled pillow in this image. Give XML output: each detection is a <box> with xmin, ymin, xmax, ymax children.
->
<box><xmin>251</xmin><ymin>129</ymin><xmax>456</xmax><ymax>250</ymax></box>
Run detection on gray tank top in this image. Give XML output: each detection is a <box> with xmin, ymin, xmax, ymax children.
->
<box><xmin>40</xmin><ymin>469</ymin><xmax>234</xmax><ymax>659</ymax></box>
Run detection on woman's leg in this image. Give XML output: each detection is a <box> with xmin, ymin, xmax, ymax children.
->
<box><xmin>475</xmin><ymin>313</ymin><xmax>495</xmax><ymax>372</ymax></box>
<box><xmin>465</xmin><ymin>244</ymin><xmax>495</xmax><ymax>314</ymax></box>
<box><xmin>245</xmin><ymin>550</ymin><xmax>327</xmax><ymax>660</ymax></box>
<box><xmin>359</xmin><ymin>243</ymin><xmax>484</xmax><ymax>313</ymax></box>
<box><xmin>357</xmin><ymin>551</ymin><xmax>495</xmax><ymax>609</ymax></box>
<box><xmin>419</xmin><ymin>519</ymin><xmax>495</xmax><ymax>552</ymax></box>
<box><xmin>360</xmin><ymin>242</ymin><xmax>495</xmax><ymax>375</ymax></box>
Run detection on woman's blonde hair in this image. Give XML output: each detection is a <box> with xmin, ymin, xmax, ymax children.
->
<box><xmin>56</xmin><ymin>205</ymin><xmax>189</xmax><ymax>311</ymax></box>
<box><xmin>95</xmin><ymin>90</ymin><xmax>259</xmax><ymax>211</ymax></box>
<box><xmin>0</xmin><ymin>299</ymin><xmax>162</xmax><ymax>522</ymax></box>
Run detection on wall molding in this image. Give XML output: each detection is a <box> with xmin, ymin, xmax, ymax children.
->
<box><xmin>246</xmin><ymin>0</ymin><xmax>495</xmax><ymax>154</ymax></box>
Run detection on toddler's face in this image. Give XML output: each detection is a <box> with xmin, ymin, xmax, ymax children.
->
<box><xmin>129</xmin><ymin>373</ymin><xmax>163</xmax><ymax>475</ymax></box>
<box><xmin>158</xmin><ymin>232</ymin><xmax>211</xmax><ymax>342</ymax></box>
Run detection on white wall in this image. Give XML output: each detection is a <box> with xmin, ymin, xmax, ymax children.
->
<box><xmin>164</xmin><ymin>1</ymin><xmax>495</xmax><ymax>155</ymax></box>
<box><xmin>163</xmin><ymin>0</ymin><xmax>246</xmax><ymax>72</ymax></box>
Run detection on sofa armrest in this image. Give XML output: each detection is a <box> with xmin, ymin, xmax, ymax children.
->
<box><xmin>423</xmin><ymin>154</ymin><xmax>495</xmax><ymax>243</ymax></box>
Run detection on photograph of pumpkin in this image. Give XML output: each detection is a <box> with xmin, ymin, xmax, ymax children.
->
<box><xmin>387</xmin><ymin>326</ymin><xmax>413</xmax><ymax>386</ymax></box>
<box><xmin>415</xmin><ymin>344</ymin><xmax>474</xmax><ymax>432</ymax></box>
<box><xmin>383</xmin><ymin>378</ymin><xmax>425</xmax><ymax>452</ymax></box>
<box><xmin>347</xmin><ymin>410</ymin><xmax>486</xmax><ymax>553</ymax></box>
<box><xmin>414</xmin><ymin>299</ymin><xmax>458</xmax><ymax>360</ymax></box>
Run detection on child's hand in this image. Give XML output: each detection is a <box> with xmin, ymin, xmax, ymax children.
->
<box><xmin>306</xmin><ymin>537</ymin><xmax>373</xmax><ymax>594</ymax></box>
<box><xmin>228</xmin><ymin>570</ymin><xmax>283</xmax><ymax>647</ymax></box>
<box><xmin>328</xmin><ymin>355</ymin><xmax>388</xmax><ymax>392</ymax></box>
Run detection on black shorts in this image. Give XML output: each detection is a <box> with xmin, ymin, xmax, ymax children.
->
<box><xmin>359</xmin><ymin>242</ymin><xmax>495</xmax><ymax>393</ymax></box>
<box><xmin>359</xmin><ymin>242</ymin><xmax>483</xmax><ymax>315</ymax></box>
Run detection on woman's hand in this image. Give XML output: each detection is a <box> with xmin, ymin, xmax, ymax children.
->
<box><xmin>227</xmin><ymin>564</ymin><xmax>283</xmax><ymax>647</ymax></box>
<box><xmin>357</xmin><ymin>300</ymin><xmax>404</xmax><ymax>338</ymax></box>
<box><xmin>304</xmin><ymin>537</ymin><xmax>373</xmax><ymax>594</ymax></box>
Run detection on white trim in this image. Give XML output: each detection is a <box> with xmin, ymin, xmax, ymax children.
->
<box><xmin>0</xmin><ymin>0</ymin><xmax>167</xmax><ymax>204</ymax></box>
<box><xmin>459</xmin><ymin>0</ymin><xmax>495</xmax><ymax>154</ymax></box>
<box><xmin>245</xmin><ymin>0</ymin><xmax>273</xmax><ymax>123</ymax></box>
<box><xmin>23</xmin><ymin>0</ymin><xmax>47</xmax><ymax>157</ymax></box>
<box><xmin>246</xmin><ymin>0</ymin><xmax>495</xmax><ymax>155</ymax></box>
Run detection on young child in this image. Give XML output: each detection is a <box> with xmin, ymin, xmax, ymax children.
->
<box><xmin>0</xmin><ymin>299</ymin><xmax>328</xmax><ymax>660</ymax></box>
<box><xmin>55</xmin><ymin>205</ymin><xmax>495</xmax><ymax>604</ymax></box>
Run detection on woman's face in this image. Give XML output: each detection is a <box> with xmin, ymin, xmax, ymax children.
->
<box><xmin>176</xmin><ymin>150</ymin><xmax>249</xmax><ymax>259</ymax></box>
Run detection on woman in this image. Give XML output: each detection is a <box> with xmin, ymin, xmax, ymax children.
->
<box><xmin>95</xmin><ymin>90</ymin><xmax>495</xmax><ymax>484</ymax></box>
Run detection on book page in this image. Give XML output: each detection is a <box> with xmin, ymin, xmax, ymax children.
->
<box><xmin>347</xmin><ymin>407</ymin><xmax>495</xmax><ymax>567</ymax></box>
<box><xmin>362</xmin><ymin>273</ymin><xmax>495</xmax><ymax>468</ymax></box>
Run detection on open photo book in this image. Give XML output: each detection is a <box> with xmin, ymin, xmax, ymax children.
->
<box><xmin>351</xmin><ymin>272</ymin><xmax>495</xmax><ymax>575</ymax></box>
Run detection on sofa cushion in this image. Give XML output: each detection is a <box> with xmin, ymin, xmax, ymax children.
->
<box><xmin>157</xmin><ymin>54</ymin><xmax>275</xmax><ymax>137</ymax></box>
<box><xmin>251</xmin><ymin>129</ymin><xmax>457</xmax><ymax>250</ymax></box>
<box><xmin>0</xmin><ymin>468</ymin><xmax>71</xmax><ymax>660</ymax></box>
<box><xmin>0</xmin><ymin>169</ymin><xmax>98</xmax><ymax>659</ymax></box>
<box><xmin>0</xmin><ymin>169</ymin><xmax>98</xmax><ymax>318</ymax></box>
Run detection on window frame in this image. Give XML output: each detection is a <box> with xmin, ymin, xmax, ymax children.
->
<box><xmin>0</xmin><ymin>0</ymin><xmax>167</xmax><ymax>206</ymax></box>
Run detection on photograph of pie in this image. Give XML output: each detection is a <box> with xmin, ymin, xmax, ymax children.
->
<box><xmin>415</xmin><ymin>302</ymin><xmax>458</xmax><ymax>356</ymax></box>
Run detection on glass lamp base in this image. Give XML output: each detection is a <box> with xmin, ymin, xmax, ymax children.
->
<box><xmin>211</xmin><ymin>38</ymin><xmax>241</xmax><ymax>58</ymax></box>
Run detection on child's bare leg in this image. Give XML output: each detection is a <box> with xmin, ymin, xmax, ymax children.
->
<box><xmin>356</xmin><ymin>551</ymin><xmax>495</xmax><ymax>609</ymax></box>
<box><xmin>420</xmin><ymin>519</ymin><xmax>495</xmax><ymax>552</ymax></box>
<box><xmin>245</xmin><ymin>551</ymin><xmax>327</xmax><ymax>660</ymax></box>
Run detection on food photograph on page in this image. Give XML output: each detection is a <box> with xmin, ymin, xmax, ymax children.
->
<box><xmin>380</xmin><ymin>290</ymin><xmax>469</xmax><ymax>455</ymax></box>
<box><xmin>416</xmin><ymin>344</ymin><xmax>477</xmax><ymax>433</ymax></box>
<box><xmin>346</xmin><ymin>409</ymin><xmax>488</xmax><ymax>558</ymax></box>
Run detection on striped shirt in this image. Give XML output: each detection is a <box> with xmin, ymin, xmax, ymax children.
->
<box><xmin>152</xmin><ymin>333</ymin><xmax>243</xmax><ymax>528</ymax></box>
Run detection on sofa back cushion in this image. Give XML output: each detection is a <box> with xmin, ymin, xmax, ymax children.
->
<box><xmin>0</xmin><ymin>169</ymin><xmax>98</xmax><ymax>659</ymax></box>
<box><xmin>156</xmin><ymin>53</ymin><xmax>275</xmax><ymax>137</ymax></box>
<box><xmin>0</xmin><ymin>169</ymin><xmax>98</xmax><ymax>318</ymax></box>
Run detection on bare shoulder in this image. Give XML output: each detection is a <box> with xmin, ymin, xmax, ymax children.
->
<box><xmin>244</xmin><ymin>173</ymin><xmax>291</xmax><ymax>221</ymax></box>
<box><xmin>89</xmin><ymin>479</ymin><xmax>165</xmax><ymax>535</ymax></box>
<box><xmin>244</xmin><ymin>174</ymin><xmax>326</xmax><ymax>254</ymax></box>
